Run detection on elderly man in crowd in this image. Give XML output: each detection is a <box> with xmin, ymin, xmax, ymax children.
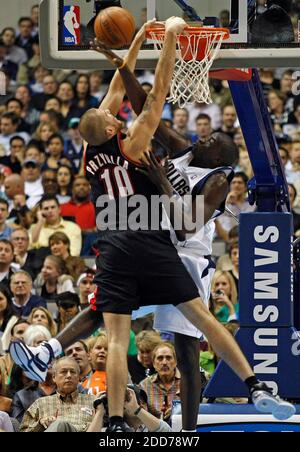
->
<box><xmin>20</xmin><ymin>357</ymin><xmax>95</xmax><ymax>432</ymax></box>
<box><xmin>140</xmin><ymin>342</ymin><xmax>181</xmax><ymax>423</ymax></box>
<box><xmin>10</xmin><ymin>270</ymin><xmax>46</xmax><ymax>318</ymax></box>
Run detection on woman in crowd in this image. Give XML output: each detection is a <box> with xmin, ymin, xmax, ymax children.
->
<box><xmin>56</xmin><ymin>164</ymin><xmax>74</xmax><ymax>204</ymax></box>
<box><xmin>210</xmin><ymin>270</ymin><xmax>239</xmax><ymax>324</ymax></box>
<box><xmin>73</xmin><ymin>74</ymin><xmax>98</xmax><ymax>113</ymax></box>
<box><xmin>34</xmin><ymin>255</ymin><xmax>74</xmax><ymax>303</ymax></box>
<box><xmin>27</xmin><ymin>307</ymin><xmax>57</xmax><ymax>337</ymax></box>
<box><xmin>42</xmin><ymin>134</ymin><xmax>70</xmax><ymax>171</ymax></box>
<box><xmin>128</xmin><ymin>330</ymin><xmax>162</xmax><ymax>384</ymax></box>
<box><xmin>32</xmin><ymin>121</ymin><xmax>56</xmax><ymax>153</ymax></box>
<box><xmin>49</xmin><ymin>232</ymin><xmax>86</xmax><ymax>282</ymax></box>
<box><xmin>0</xmin><ymin>284</ymin><xmax>14</xmax><ymax>335</ymax></box>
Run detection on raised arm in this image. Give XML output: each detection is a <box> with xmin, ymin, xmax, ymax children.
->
<box><xmin>94</xmin><ymin>21</ymin><xmax>155</xmax><ymax>116</ymax></box>
<box><xmin>123</xmin><ymin>17</ymin><xmax>187</xmax><ymax>161</ymax></box>
<box><xmin>118</xmin><ymin>65</ymin><xmax>189</xmax><ymax>156</ymax></box>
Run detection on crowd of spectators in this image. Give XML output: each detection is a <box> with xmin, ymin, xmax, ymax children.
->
<box><xmin>1</xmin><ymin>3</ymin><xmax>300</xmax><ymax>432</ymax></box>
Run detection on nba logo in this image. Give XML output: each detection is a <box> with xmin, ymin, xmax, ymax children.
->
<box><xmin>63</xmin><ymin>6</ymin><xmax>80</xmax><ymax>45</ymax></box>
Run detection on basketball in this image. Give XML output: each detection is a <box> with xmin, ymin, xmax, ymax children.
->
<box><xmin>94</xmin><ymin>7</ymin><xmax>136</xmax><ymax>49</ymax></box>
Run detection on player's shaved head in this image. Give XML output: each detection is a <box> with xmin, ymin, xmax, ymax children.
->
<box><xmin>193</xmin><ymin>133</ymin><xmax>239</xmax><ymax>169</ymax></box>
<box><xmin>79</xmin><ymin>109</ymin><xmax>108</xmax><ymax>146</ymax></box>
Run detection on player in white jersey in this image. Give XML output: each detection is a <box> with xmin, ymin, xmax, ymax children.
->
<box><xmin>154</xmin><ymin>149</ymin><xmax>234</xmax><ymax>340</ymax></box>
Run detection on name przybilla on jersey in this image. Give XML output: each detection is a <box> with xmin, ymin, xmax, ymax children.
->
<box><xmin>86</xmin><ymin>153</ymin><xmax>129</xmax><ymax>175</ymax></box>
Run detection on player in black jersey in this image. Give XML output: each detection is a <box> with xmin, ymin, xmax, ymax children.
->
<box><xmin>9</xmin><ymin>18</ymin><xmax>295</xmax><ymax>431</ymax></box>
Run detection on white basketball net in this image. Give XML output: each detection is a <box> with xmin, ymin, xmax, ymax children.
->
<box><xmin>149</xmin><ymin>29</ymin><xmax>227</xmax><ymax>107</ymax></box>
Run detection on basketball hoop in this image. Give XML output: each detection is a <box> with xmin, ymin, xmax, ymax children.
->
<box><xmin>147</xmin><ymin>26</ymin><xmax>230</xmax><ymax>107</ymax></box>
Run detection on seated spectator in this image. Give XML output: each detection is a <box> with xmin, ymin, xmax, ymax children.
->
<box><xmin>82</xmin><ymin>333</ymin><xmax>107</xmax><ymax>395</ymax></box>
<box><xmin>187</xmin><ymin>101</ymin><xmax>222</xmax><ymax>131</ymax></box>
<box><xmin>57</xmin><ymin>81</ymin><xmax>81</xmax><ymax>131</ymax></box>
<box><xmin>210</xmin><ymin>271</ymin><xmax>239</xmax><ymax>324</ymax></box>
<box><xmin>0</xmin><ymin>136</ymin><xmax>25</xmax><ymax>173</ymax></box>
<box><xmin>28</xmin><ymin>307</ymin><xmax>57</xmax><ymax>337</ymax></box>
<box><xmin>44</xmin><ymin>97</ymin><xmax>62</xmax><ymax>113</ymax></box>
<box><xmin>31</xmin><ymin>75</ymin><xmax>58</xmax><ymax>111</ymax></box>
<box><xmin>11</xmin><ymin>366</ymin><xmax>56</xmax><ymax>424</ymax></box>
<box><xmin>128</xmin><ymin>330</ymin><xmax>162</xmax><ymax>385</ymax></box>
<box><xmin>11</xmin><ymin>227</ymin><xmax>49</xmax><ymax>281</ymax></box>
<box><xmin>20</xmin><ymin>357</ymin><xmax>95</xmax><ymax>432</ymax></box>
<box><xmin>10</xmin><ymin>271</ymin><xmax>46</xmax><ymax>318</ymax></box>
<box><xmin>216</xmin><ymin>226</ymin><xmax>239</xmax><ymax>272</ymax></box>
<box><xmin>0</xmin><ymin>112</ymin><xmax>29</xmax><ymax>155</ymax></box>
<box><xmin>25</xmin><ymin>143</ymin><xmax>45</xmax><ymax>167</ymax></box>
<box><xmin>0</xmin><ymin>39</ymin><xmax>18</xmax><ymax>81</ymax></box>
<box><xmin>288</xmin><ymin>184</ymin><xmax>300</xmax><ymax>236</ymax></box>
<box><xmin>6</xmin><ymin>98</ymin><xmax>31</xmax><ymax>134</ymax></box>
<box><xmin>22</xmin><ymin>158</ymin><xmax>44</xmax><ymax>209</ymax></box>
<box><xmin>0</xmin><ymin>319</ymin><xmax>30</xmax><ymax>412</ymax></box>
<box><xmin>64</xmin><ymin>341</ymin><xmax>93</xmax><ymax>384</ymax></box>
<box><xmin>91</xmin><ymin>385</ymin><xmax>171</xmax><ymax>432</ymax></box>
<box><xmin>140</xmin><ymin>342</ymin><xmax>181</xmax><ymax>423</ymax></box>
<box><xmin>268</xmin><ymin>89</ymin><xmax>289</xmax><ymax>130</ymax></box>
<box><xmin>64</xmin><ymin>118</ymin><xmax>84</xmax><ymax>173</ymax></box>
<box><xmin>49</xmin><ymin>232</ymin><xmax>86</xmax><ymax>282</ymax></box>
<box><xmin>30</xmin><ymin>195</ymin><xmax>82</xmax><ymax>257</ymax></box>
<box><xmin>0</xmin><ymin>199</ymin><xmax>13</xmax><ymax>240</ymax></box>
<box><xmin>32</xmin><ymin>121</ymin><xmax>56</xmax><ymax>153</ymax></box>
<box><xmin>55</xmin><ymin>292</ymin><xmax>80</xmax><ymax>334</ymax></box>
<box><xmin>42</xmin><ymin>133</ymin><xmax>70</xmax><ymax>171</ymax></box>
<box><xmin>15</xmin><ymin>85</ymin><xmax>40</xmax><ymax>131</ymax></box>
<box><xmin>235</xmin><ymin>146</ymin><xmax>253</xmax><ymax>179</ymax></box>
<box><xmin>41</xmin><ymin>170</ymin><xmax>58</xmax><ymax>198</ymax></box>
<box><xmin>57</xmin><ymin>164</ymin><xmax>74</xmax><ymax>204</ymax></box>
<box><xmin>15</xmin><ymin>17</ymin><xmax>35</xmax><ymax>60</ymax></box>
<box><xmin>285</xmin><ymin>141</ymin><xmax>300</xmax><ymax>184</ymax></box>
<box><xmin>0</xmin><ymin>27</ymin><xmax>27</xmax><ymax>66</ymax></box>
<box><xmin>60</xmin><ymin>176</ymin><xmax>96</xmax><ymax>232</ymax></box>
<box><xmin>39</xmin><ymin>109</ymin><xmax>62</xmax><ymax>135</ymax></box>
<box><xmin>1</xmin><ymin>317</ymin><xmax>30</xmax><ymax>355</ymax></box>
<box><xmin>23</xmin><ymin>324</ymin><xmax>52</xmax><ymax>348</ymax></box>
<box><xmin>216</xmin><ymin>172</ymin><xmax>255</xmax><ymax>242</ymax></box>
<box><xmin>0</xmin><ymin>239</ymin><xmax>15</xmax><ymax>287</ymax></box>
<box><xmin>215</xmin><ymin>105</ymin><xmax>238</xmax><ymax>139</ymax></box>
<box><xmin>172</xmin><ymin>108</ymin><xmax>197</xmax><ymax>144</ymax></box>
<box><xmin>34</xmin><ymin>257</ymin><xmax>74</xmax><ymax>304</ymax></box>
<box><xmin>73</xmin><ymin>74</ymin><xmax>98</xmax><ymax>114</ymax></box>
<box><xmin>89</xmin><ymin>70</ymin><xmax>105</xmax><ymax>102</ymax></box>
<box><xmin>284</xmin><ymin>105</ymin><xmax>300</xmax><ymax>140</ymax></box>
<box><xmin>30</xmin><ymin>65</ymin><xmax>51</xmax><ymax>94</ymax></box>
<box><xmin>0</xmin><ymin>283</ymin><xmax>13</xmax><ymax>335</ymax></box>
<box><xmin>195</xmin><ymin>113</ymin><xmax>213</xmax><ymax>141</ymax></box>
<box><xmin>77</xmin><ymin>270</ymin><xmax>96</xmax><ymax>309</ymax></box>
<box><xmin>3</xmin><ymin>174</ymin><xmax>25</xmax><ymax>212</ymax></box>
<box><xmin>279</xmin><ymin>146</ymin><xmax>290</xmax><ymax>168</ymax></box>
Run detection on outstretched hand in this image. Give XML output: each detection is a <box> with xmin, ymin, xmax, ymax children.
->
<box><xmin>136</xmin><ymin>151</ymin><xmax>171</xmax><ymax>193</ymax></box>
<box><xmin>90</xmin><ymin>39</ymin><xmax>124</xmax><ymax>67</ymax></box>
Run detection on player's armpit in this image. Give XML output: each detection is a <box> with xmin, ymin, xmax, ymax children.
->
<box><xmin>195</xmin><ymin>172</ymin><xmax>229</xmax><ymax>225</ymax></box>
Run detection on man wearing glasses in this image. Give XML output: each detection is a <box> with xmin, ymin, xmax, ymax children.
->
<box><xmin>10</xmin><ymin>270</ymin><xmax>46</xmax><ymax>318</ymax></box>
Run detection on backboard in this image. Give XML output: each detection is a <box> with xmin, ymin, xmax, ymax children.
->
<box><xmin>40</xmin><ymin>0</ymin><xmax>300</xmax><ymax>70</ymax></box>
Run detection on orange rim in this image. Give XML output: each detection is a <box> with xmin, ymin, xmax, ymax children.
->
<box><xmin>146</xmin><ymin>26</ymin><xmax>230</xmax><ymax>41</ymax></box>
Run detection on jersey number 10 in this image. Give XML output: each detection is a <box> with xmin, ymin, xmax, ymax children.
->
<box><xmin>101</xmin><ymin>167</ymin><xmax>134</xmax><ymax>200</ymax></box>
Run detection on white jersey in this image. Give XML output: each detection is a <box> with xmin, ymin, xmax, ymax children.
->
<box><xmin>154</xmin><ymin>149</ymin><xmax>234</xmax><ymax>338</ymax></box>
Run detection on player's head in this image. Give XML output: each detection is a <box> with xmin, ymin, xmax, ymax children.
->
<box><xmin>192</xmin><ymin>132</ymin><xmax>239</xmax><ymax>169</ymax></box>
<box><xmin>79</xmin><ymin>108</ymin><xmax>123</xmax><ymax>146</ymax></box>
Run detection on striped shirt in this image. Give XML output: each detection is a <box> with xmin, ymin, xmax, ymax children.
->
<box><xmin>140</xmin><ymin>369</ymin><xmax>181</xmax><ymax>420</ymax></box>
<box><xmin>20</xmin><ymin>391</ymin><xmax>95</xmax><ymax>432</ymax></box>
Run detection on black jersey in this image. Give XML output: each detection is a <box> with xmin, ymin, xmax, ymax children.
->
<box><xmin>85</xmin><ymin>133</ymin><xmax>162</xmax><ymax>232</ymax></box>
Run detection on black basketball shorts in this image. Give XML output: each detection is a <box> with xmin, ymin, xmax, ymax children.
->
<box><xmin>90</xmin><ymin>230</ymin><xmax>200</xmax><ymax>315</ymax></box>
